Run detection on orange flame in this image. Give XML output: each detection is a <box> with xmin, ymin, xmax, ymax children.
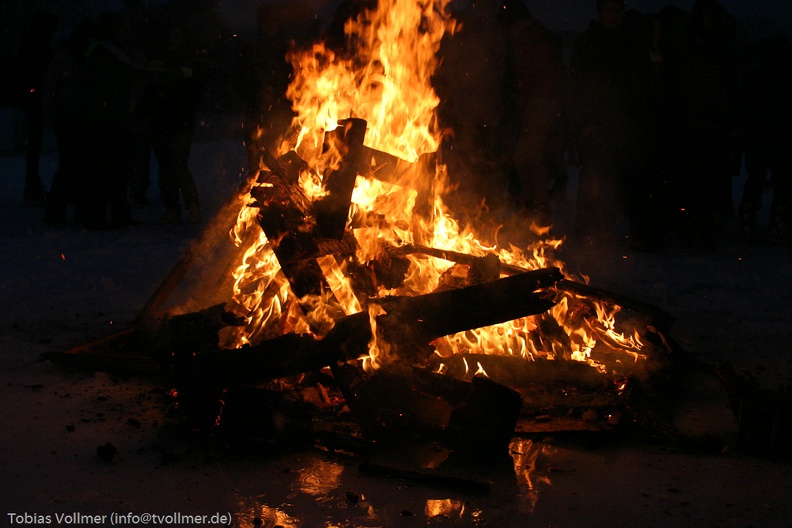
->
<box><xmin>225</xmin><ymin>0</ymin><xmax>646</xmax><ymax>375</ymax></box>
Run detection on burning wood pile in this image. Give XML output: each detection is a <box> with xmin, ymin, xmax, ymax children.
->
<box><xmin>142</xmin><ymin>0</ymin><xmax>678</xmax><ymax>458</ymax></box>
<box><xmin>48</xmin><ymin>0</ymin><xmax>684</xmax><ymax>464</ymax></box>
<box><xmin>146</xmin><ymin>119</ymin><xmax>675</xmax><ymax>460</ymax></box>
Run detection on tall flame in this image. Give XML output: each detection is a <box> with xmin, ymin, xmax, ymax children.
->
<box><xmin>286</xmin><ymin>0</ymin><xmax>455</xmax><ymax>162</ymax></box>
<box><xmin>225</xmin><ymin>0</ymin><xmax>646</xmax><ymax>374</ymax></box>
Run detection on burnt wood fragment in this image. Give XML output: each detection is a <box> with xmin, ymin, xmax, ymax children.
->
<box><xmin>258</xmin><ymin>146</ymin><xmax>312</xmax><ymax>216</ymax></box>
<box><xmin>192</xmin><ymin>333</ymin><xmax>326</xmax><ymax>386</ymax></box>
<box><xmin>358</xmin><ymin>145</ymin><xmax>414</xmax><ymax>183</ymax></box>
<box><xmin>156</xmin><ymin>303</ymin><xmax>245</xmax><ymax>359</ymax></box>
<box><xmin>448</xmin><ymin>375</ymin><xmax>523</xmax><ymax>453</ymax></box>
<box><xmin>274</xmin><ymin>230</ymin><xmax>359</xmax><ymax>265</ymax></box>
<box><xmin>257</xmin><ymin>200</ymin><xmax>328</xmax><ymax>298</ymax></box>
<box><xmin>313</xmin><ymin>118</ymin><xmax>368</xmax><ymax>239</ymax></box>
<box><xmin>340</xmin><ymin>365</ymin><xmax>521</xmax><ymax>457</ymax></box>
<box><xmin>372</xmin><ymin>251</ymin><xmax>411</xmax><ymax>289</ymax></box>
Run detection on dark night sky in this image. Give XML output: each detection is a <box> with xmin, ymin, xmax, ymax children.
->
<box><xmin>212</xmin><ymin>0</ymin><xmax>792</xmax><ymax>37</ymax></box>
<box><xmin>525</xmin><ymin>0</ymin><xmax>792</xmax><ymax>32</ymax></box>
<box><xmin>3</xmin><ymin>0</ymin><xmax>789</xmax><ymax>64</ymax></box>
<box><xmin>214</xmin><ymin>0</ymin><xmax>792</xmax><ymax>34</ymax></box>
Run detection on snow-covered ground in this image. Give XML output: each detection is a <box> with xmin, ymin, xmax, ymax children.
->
<box><xmin>1</xmin><ymin>115</ymin><xmax>791</xmax><ymax>527</ymax></box>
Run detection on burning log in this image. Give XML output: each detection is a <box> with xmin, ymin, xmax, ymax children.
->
<box><xmin>155</xmin><ymin>303</ymin><xmax>245</xmax><ymax>360</ymax></box>
<box><xmin>401</xmin><ymin>246</ymin><xmax>673</xmax><ymax>334</ymax></box>
<box><xmin>255</xmin><ymin>194</ymin><xmax>329</xmax><ymax>298</ymax></box>
<box><xmin>401</xmin><ymin>244</ymin><xmax>545</xmax><ymax>277</ymax></box>
<box><xmin>359</xmin><ymin>145</ymin><xmax>414</xmax><ymax>182</ymax></box>
<box><xmin>342</xmin><ymin>250</ymin><xmax>413</xmax><ymax>302</ymax></box>
<box><xmin>271</xmin><ymin>230</ymin><xmax>359</xmax><ymax>265</ymax></box>
<box><xmin>555</xmin><ymin>279</ymin><xmax>675</xmax><ymax>333</ymax></box>
<box><xmin>428</xmin><ymin>353</ymin><xmax>610</xmax><ymax>391</ymax></box>
<box><xmin>189</xmin><ymin>333</ymin><xmax>328</xmax><ymax>386</ymax></box>
<box><xmin>254</xmin><ymin>135</ymin><xmax>364</xmax><ymax>297</ymax></box>
<box><xmin>313</xmin><ymin>118</ymin><xmax>368</xmax><ymax>239</ymax></box>
<box><xmin>176</xmin><ymin>268</ymin><xmax>561</xmax><ymax>386</ymax></box>
<box><xmin>258</xmin><ymin>145</ymin><xmax>312</xmax><ymax>216</ymax></box>
<box><xmin>376</xmin><ymin>267</ymin><xmax>561</xmax><ymax>344</ymax></box>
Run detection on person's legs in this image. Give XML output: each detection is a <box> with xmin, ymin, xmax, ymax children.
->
<box><xmin>768</xmin><ymin>156</ymin><xmax>792</xmax><ymax>244</ymax></box>
<box><xmin>513</xmin><ymin>99</ymin><xmax>558</xmax><ymax>226</ymax></box>
<box><xmin>109</xmin><ymin>128</ymin><xmax>133</xmax><ymax>227</ymax></box>
<box><xmin>23</xmin><ymin>97</ymin><xmax>46</xmax><ymax>201</ymax></box>
<box><xmin>152</xmin><ymin>130</ymin><xmax>182</xmax><ymax>222</ymax></box>
<box><xmin>79</xmin><ymin>126</ymin><xmax>114</xmax><ymax>229</ymax></box>
<box><xmin>46</xmin><ymin>126</ymin><xmax>83</xmax><ymax>224</ymax></box>
<box><xmin>172</xmin><ymin>129</ymin><xmax>199</xmax><ymax>222</ymax></box>
<box><xmin>739</xmin><ymin>144</ymin><xmax>768</xmax><ymax>240</ymax></box>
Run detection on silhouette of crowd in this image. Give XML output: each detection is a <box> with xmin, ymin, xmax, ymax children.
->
<box><xmin>16</xmin><ymin>4</ymin><xmax>208</xmax><ymax>228</ymax></box>
<box><xmin>434</xmin><ymin>0</ymin><xmax>792</xmax><ymax>250</ymax></box>
<box><xmin>13</xmin><ymin>0</ymin><xmax>792</xmax><ymax>249</ymax></box>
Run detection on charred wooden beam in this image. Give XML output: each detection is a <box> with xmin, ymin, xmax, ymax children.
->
<box><xmin>377</xmin><ymin>267</ymin><xmax>561</xmax><ymax>342</ymax></box>
<box><xmin>156</xmin><ymin>303</ymin><xmax>245</xmax><ymax>359</ymax></box>
<box><xmin>192</xmin><ymin>333</ymin><xmax>327</xmax><ymax>386</ymax></box>
<box><xmin>326</xmin><ymin>268</ymin><xmax>560</xmax><ymax>364</ymax></box>
<box><xmin>428</xmin><ymin>353</ymin><xmax>610</xmax><ymax>391</ymax></box>
<box><xmin>256</xmin><ymin>134</ymin><xmax>364</xmax><ymax>297</ymax></box>
<box><xmin>42</xmin><ymin>328</ymin><xmax>165</xmax><ymax>376</ymax></box>
<box><xmin>411</xmin><ymin>152</ymin><xmax>439</xmax><ymax>245</ymax></box>
<box><xmin>313</xmin><ymin>118</ymin><xmax>368</xmax><ymax>239</ymax></box>
<box><xmin>257</xmin><ymin>203</ymin><xmax>328</xmax><ymax>298</ymax></box>
<box><xmin>183</xmin><ymin>268</ymin><xmax>561</xmax><ymax>385</ymax></box>
<box><xmin>272</xmin><ymin>230</ymin><xmax>359</xmax><ymax>265</ymax></box>
<box><xmin>276</xmin><ymin>150</ymin><xmax>308</xmax><ymax>184</ymax></box>
<box><xmin>448</xmin><ymin>375</ymin><xmax>523</xmax><ymax>454</ymax></box>
<box><xmin>401</xmin><ymin>244</ymin><xmax>531</xmax><ymax>277</ymax></box>
<box><xmin>555</xmin><ymin>279</ymin><xmax>675</xmax><ymax>333</ymax></box>
<box><xmin>358</xmin><ymin>145</ymin><xmax>414</xmax><ymax>183</ymax></box>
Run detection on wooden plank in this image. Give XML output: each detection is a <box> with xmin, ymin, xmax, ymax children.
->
<box><xmin>313</xmin><ymin>118</ymin><xmax>368</xmax><ymax>239</ymax></box>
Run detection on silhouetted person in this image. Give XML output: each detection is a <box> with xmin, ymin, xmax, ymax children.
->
<box><xmin>738</xmin><ymin>37</ymin><xmax>792</xmax><ymax>244</ymax></box>
<box><xmin>126</xmin><ymin>22</ymin><xmax>154</xmax><ymax>210</ymax></box>
<box><xmin>434</xmin><ymin>0</ymin><xmax>510</xmax><ymax>214</ymax></box>
<box><xmin>499</xmin><ymin>0</ymin><xmax>567</xmax><ymax>228</ymax></box>
<box><xmin>80</xmin><ymin>12</ymin><xmax>188</xmax><ymax>229</ymax></box>
<box><xmin>148</xmin><ymin>25</ymin><xmax>202</xmax><ymax>224</ymax></box>
<box><xmin>672</xmin><ymin>0</ymin><xmax>738</xmax><ymax>249</ymax></box>
<box><xmin>18</xmin><ymin>11</ymin><xmax>58</xmax><ymax>203</ymax></box>
<box><xmin>569</xmin><ymin>0</ymin><xmax>644</xmax><ymax>243</ymax></box>
<box><xmin>618</xmin><ymin>11</ymin><xmax>680</xmax><ymax>252</ymax></box>
<box><xmin>43</xmin><ymin>20</ymin><xmax>93</xmax><ymax>225</ymax></box>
